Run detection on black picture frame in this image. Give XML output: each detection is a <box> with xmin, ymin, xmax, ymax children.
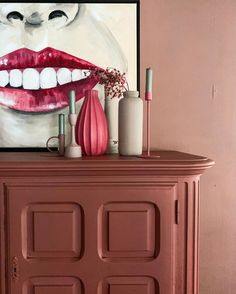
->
<box><xmin>0</xmin><ymin>0</ymin><xmax>140</xmax><ymax>152</ymax></box>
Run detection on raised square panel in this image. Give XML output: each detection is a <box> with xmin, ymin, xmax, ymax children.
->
<box><xmin>98</xmin><ymin>202</ymin><xmax>160</xmax><ymax>261</ymax></box>
<box><xmin>108</xmin><ymin>210</ymin><xmax>148</xmax><ymax>252</ymax></box>
<box><xmin>23</xmin><ymin>277</ymin><xmax>82</xmax><ymax>294</ymax></box>
<box><xmin>22</xmin><ymin>203</ymin><xmax>83</xmax><ymax>261</ymax></box>
<box><xmin>98</xmin><ymin>277</ymin><xmax>158</xmax><ymax>294</ymax></box>
<box><xmin>34</xmin><ymin>211</ymin><xmax>73</xmax><ymax>252</ymax></box>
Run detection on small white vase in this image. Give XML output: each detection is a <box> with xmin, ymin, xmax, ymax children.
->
<box><xmin>118</xmin><ymin>91</ymin><xmax>143</xmax><ymax>156</ymax></box>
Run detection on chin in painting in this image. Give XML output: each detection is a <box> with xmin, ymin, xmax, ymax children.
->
<box><xmin>0</xmin><ymin>2</ymin><xmax>137</xmax><ymax>148</ymax></box>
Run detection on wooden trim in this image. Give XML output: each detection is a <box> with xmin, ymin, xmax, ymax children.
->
<box><xmin>0</xmin><ymin>152</ymin><xmax>214</xmax><ymax>177</ymax></box>
<box><xmin>0</xmin><ymin>183</ymin><xmax>6</xmax><ymax>294</ymax></box>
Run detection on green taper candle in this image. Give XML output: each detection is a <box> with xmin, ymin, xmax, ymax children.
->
<box><xmin>58</xmin><ymin>114</ymin><xmax>65</xmax><ymax>135</ymax></box>
<box><xmin>69</xmin><ymin>90</ymin><xmax>76</xmax><ymax>114</ymax></box>
<box><xmin>145</xmin><ymin>67</ymin><xmax>153</xmax><ymax>93</ymax></box>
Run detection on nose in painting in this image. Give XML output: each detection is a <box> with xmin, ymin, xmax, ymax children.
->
<box><xmin>5</xmin><ymin>5</ymin><xmax>76</xmax><ymax>51</ymax></box>
<box><xmin>6</xmin><ymin>6</ymin><xmax>71</xmax><ymax>26</ymax></box>
<box><xmin>26</xmin><ymin>12</ymin><xmax>44</xmax><ymax>26</ymax></box>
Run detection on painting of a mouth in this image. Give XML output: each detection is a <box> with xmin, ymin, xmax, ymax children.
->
<box><xmin>0</xmin><ymin>47</ymin><xmax>100</xmax><ymax>113</ymax></box>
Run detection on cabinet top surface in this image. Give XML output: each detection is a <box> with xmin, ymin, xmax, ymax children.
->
<box><xmin>0</xmin><ymin>150</ymin><xmax>209</xmax><ymax>162</ymax></box>
<box><xmin>0</xmin><ymin>150</ymin><xmax>214</xmax><ymax>176</ymax></box>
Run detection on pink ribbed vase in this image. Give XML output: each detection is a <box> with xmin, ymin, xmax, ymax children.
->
<box><xmin>75</xmin><ymin>90</ymin><xmax>108</xmax><ymax>156</ymax></box>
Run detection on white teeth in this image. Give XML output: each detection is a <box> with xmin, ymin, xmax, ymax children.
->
<box><xmin>72</xmin><ymin>69</ymin><xmax>83</xmax><ymax>82</ymax></box>
<box><xmin>57</xmin><ymin>68</ymin><xmax>71</xmax><ymax>85</ymax></box>
<box><xmin>40</xmin><ymin>67</ymin><xmax>57</xmax><ymax>89</ymax></box>
<box><xmin>82</xmin><ymin>70</ymin><xmax>90</xmax><ymax>78</ymax></box>
<box><xmin>72</xmin><ymin>69</ymin><xmax>90</xmax><ymax>82</ymax></box>
<box><xmin>0</xmin><ymin>70</ymin><xmax>9</xmax><ymax>87</ymax></box>
<box><xmin>23</xmin><ymin>68</ymin><xmax>40</xmax><ymax>90</ymax></box>
<box><xmin>0</xmin><ymin>68</ymin><xmax>90</xmax><ymax>89</ymax></box>
<box><xmin>10</xmin><ymin>69</ymin><xmax>22</xmax><ymax>87</ymax></box>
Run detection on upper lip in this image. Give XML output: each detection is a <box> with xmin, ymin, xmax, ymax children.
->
<box><xmin>0</xmin><ymin>47</ymin><xmax>101</xmax><ymax>113</ymax></box>
<box><xmin>0</xmin><ymin>47</ymin><xmax>99</xmax><ymax>71</ymax></box>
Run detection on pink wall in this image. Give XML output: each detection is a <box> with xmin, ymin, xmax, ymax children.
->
<box><xmin>141</xmin><ymin>0</ymin><xmax>236</xmax><ymax>293</ymax></box>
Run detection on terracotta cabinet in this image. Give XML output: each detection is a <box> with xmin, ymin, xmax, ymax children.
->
<box><xmin>0</xmin><ymin>151</ymin><xmax>214</xmax><ymax>294</ymax></box>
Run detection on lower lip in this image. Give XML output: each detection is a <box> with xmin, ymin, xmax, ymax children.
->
<box><xmin>0</xmin><ymin>76</ymin><xmax>98</xmax><ymax>113</ymax></box>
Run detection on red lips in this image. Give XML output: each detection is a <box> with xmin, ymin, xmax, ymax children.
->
<box><xmin>0</xmin><ymin>47</ymin><xmax>101</xmax><ymax>113</ymax></box>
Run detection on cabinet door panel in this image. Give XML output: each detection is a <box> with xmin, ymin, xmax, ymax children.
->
<box><xmin>6</xmin><ymin>183</ymin><xmax>177</xmax><ymax>294</ymax></box>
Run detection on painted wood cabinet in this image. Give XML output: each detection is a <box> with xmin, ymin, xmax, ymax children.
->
<box><xmin>0</xmin><ymin>151</ymin><xmax>214</xmax><ymax>294</ymax></box>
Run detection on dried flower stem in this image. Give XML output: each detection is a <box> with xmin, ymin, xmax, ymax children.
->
<box><xmin>91</xmin><ymin>67</ymin><xmax>129</xmax><ymax>99</ymax></box>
